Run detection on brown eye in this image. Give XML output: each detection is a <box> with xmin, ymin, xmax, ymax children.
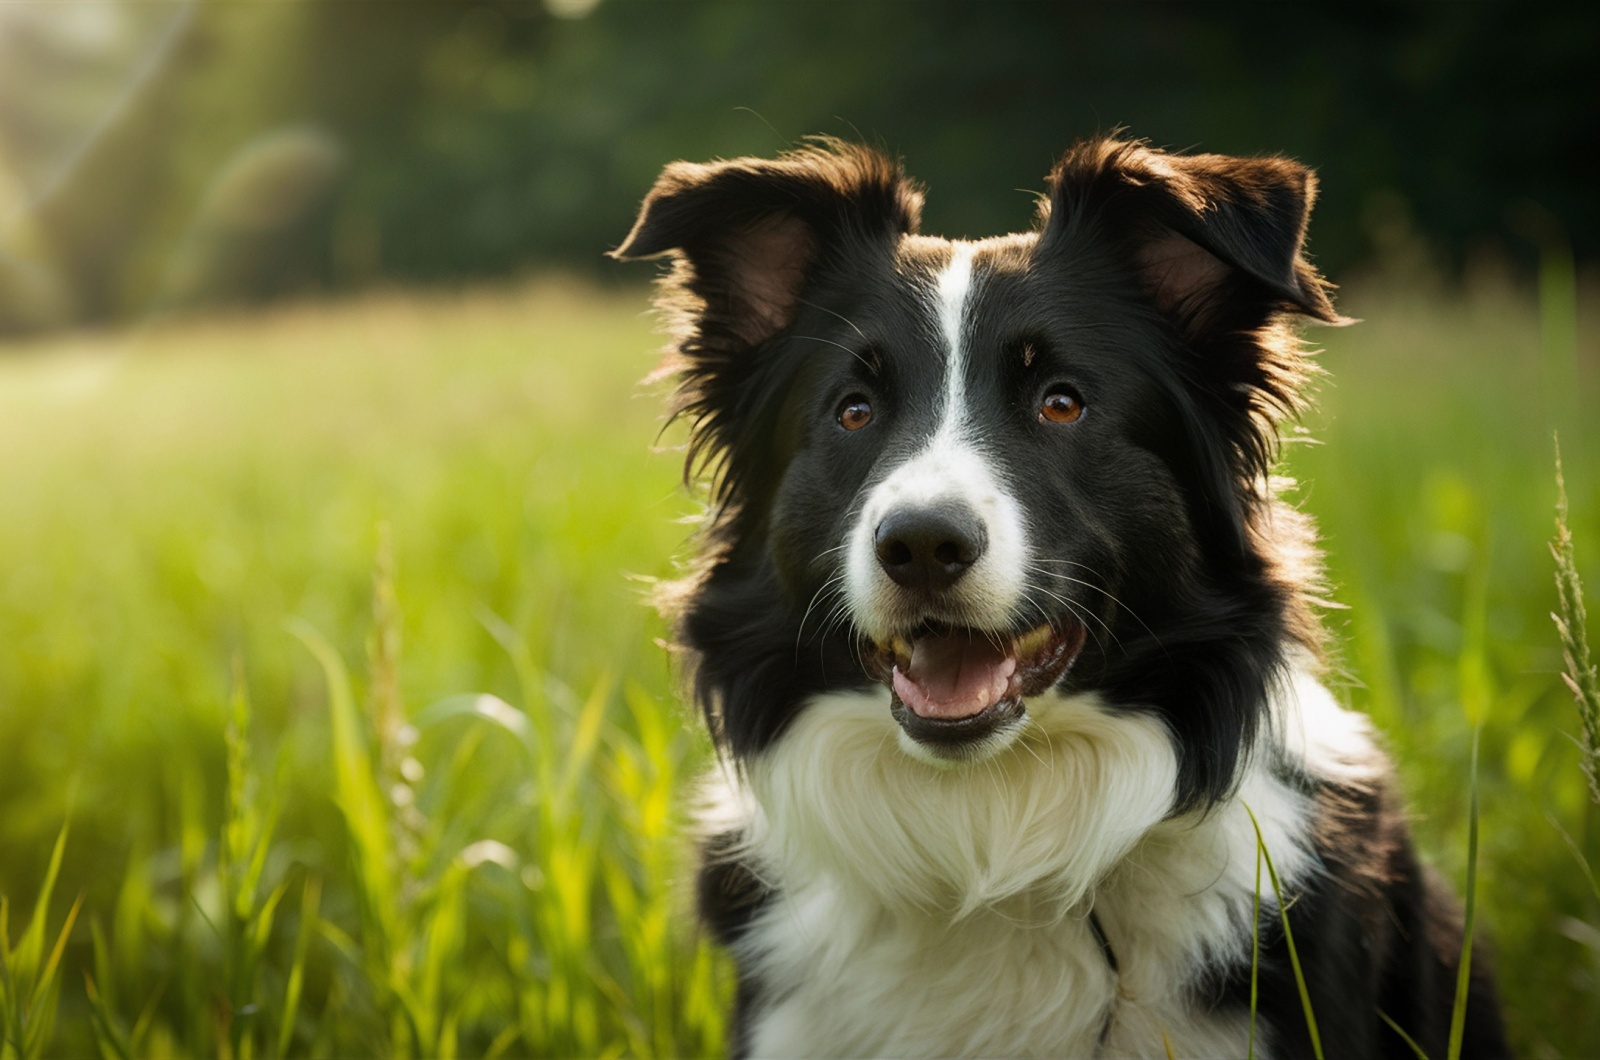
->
<box><xmin>838</xmin><ymin>395</ymin><xmax>873</xmax><ymax>431</ymax></box>
<box><xmin>1038</xmin><ymin>388</ymin><xmax>1084</xmax><ymax>425</ymax></box>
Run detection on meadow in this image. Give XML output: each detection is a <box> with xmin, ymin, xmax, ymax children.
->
<box><xmin>0</xmin><ymin>272</ymin><xmax>1595</xmax><ymax>1057</ymax></box>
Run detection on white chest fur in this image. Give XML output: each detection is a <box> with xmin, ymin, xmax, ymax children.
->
<box><xmin>702</xmin><ymin>674</ymin><xmax>1375</xmax><ymax>1058</ymax></box>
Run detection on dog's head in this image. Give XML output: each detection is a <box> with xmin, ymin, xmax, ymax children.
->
<box><xmin>615</xmin><ymin>136</ymin><xmax>1340</xmax><ymax>808</ymax></box>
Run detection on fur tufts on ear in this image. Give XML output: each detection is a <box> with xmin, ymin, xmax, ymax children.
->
<box><xmin>613</xmin><ymin>140</ymin><xmax>922</xmax><ymax>348</ymax></box>
<box><xmin>1039</xmin><ymin>137</ymin><xmax>1346</xmax><ymax>328</ymax></box>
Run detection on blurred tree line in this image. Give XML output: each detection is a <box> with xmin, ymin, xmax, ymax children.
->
<box><xmin>0</xmin><ymin>0</ymin><xmax>1594</xmax><ymax>335</ymax></box>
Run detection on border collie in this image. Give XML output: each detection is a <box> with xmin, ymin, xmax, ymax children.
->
<box><xmin>613</xmin><ymin>136</ymin><xmax>1510</xmax><ymax>1058</ymax></box>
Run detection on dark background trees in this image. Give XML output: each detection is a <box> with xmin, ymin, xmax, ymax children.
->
<box><xmin>1</xmin><ymin>0</ymin><xmax>1594</xmax><ymax>333</ymax></box>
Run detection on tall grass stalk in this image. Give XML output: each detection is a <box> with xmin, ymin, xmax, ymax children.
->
<box><xmin>1378</xmin><ymin>1009</ymin><xmax>1431</xmax><ymax>1060</ymax></box>
<box><xmin>285</xmin><ymin>535</ymin><xmax>731</xmax><ymax>1056</ymax></box>
<box><xmin>289</xmin><ymin>537</ymin><xmax>468</xmax><ymax>1057</ymax></box>
<box><xmin>81</xmin><ymin>858</ymin><xmax>167</xmax><ymax>1058</ymax></box>
<box><xmin>1446</xmin><ymin>728</ymin><xmax>1482</xmax><ymax>1060</ymax></box>
<box><xmin>1244</xmin><ymin>804</ymin><xmax>1324</xmax><ymax>1060</ymax></box>
<box><xmin>1551</xmin><ymin>439</ymin><xmax>1600</xmax><ymax>804</ymax></box>
<box><xmin>457</xmin><ymin>609</ymin><xmax>679</xmax><ymax>1056</ymax></box>
<box><xmin>0</xmin><ymin>824</ymin><xmax>82</xmax><ymax>1060</ymax></box>
<box><xmin>216</xmin><ymin>662</ymin><xmax>288</xmax><ymax>1060</ymax></box>
<box><xmin>1549</xmin><ymin>813</ymin><xmax>1600</xmax><ymax>903</ymax></box>
<box><xmin>1247</xmin><ymin>840</ymin><xmax>1261</xmax><ymax>1060</ymax></box>
<box><xmin>275</xmin><ymin>877</ymin><xmax>320</xmax><ymax>1060</ymax></box>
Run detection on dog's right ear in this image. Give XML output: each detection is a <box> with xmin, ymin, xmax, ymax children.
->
<box><xmin>1038</xmin><ymin>137</ymin><xmax>1342</xmax><ymax>328</ymax></box>
<box><xmin>611</xmin><ymin>141</ymin><xmax>921</xmax><ymax>348</ymax></box>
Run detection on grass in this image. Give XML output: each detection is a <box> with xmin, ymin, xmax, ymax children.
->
<box><xmin>0</xmin><ymin>271</ymin><xmax>1595</xmax><ymax>1056</ymax></box>
<box><xmin>1552</xmin><ymin>440</ymin><xmax>1600</xmax><ymax>803</ymax></box>
<box><xmin>1447</xmin><ymin>728</ymin><xmax>1482</xmax><ymax>1060</ymax></box>
<box><xmin>1244</xmin><ymin>804</ymin><xmax>1324</xmax><ymax>1060</ymax></box>
<box><xmin>1</xmin><ymin>825</ymin><xmax>81</xmax><ymax>1060</ymax></box>
<box><xmin>0</xmin><ymin>280</ymin><xmax>721</xmax><ymax>1057</ymax></box>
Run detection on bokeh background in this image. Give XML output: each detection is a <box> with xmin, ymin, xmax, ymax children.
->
<box><xmin>1</xmin><ymin>1</ymin><xmax>1597</xmax><ymax>1056</ymax></box>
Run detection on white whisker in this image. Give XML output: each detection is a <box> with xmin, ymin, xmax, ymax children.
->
<box><xmin>795</xmin><ymin>296</ymin><xmax>869</xmax><ymax>342</ymax></box>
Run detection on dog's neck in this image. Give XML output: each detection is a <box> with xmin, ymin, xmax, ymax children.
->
<box><xmin>699</xmin><ymin>669</ymin><xmax>1381</xmax><ymax>1057</ymax></box>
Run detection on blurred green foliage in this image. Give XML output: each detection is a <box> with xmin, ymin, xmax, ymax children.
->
<box><xmin>0</xmin><ymin>273</ymin><xmax>1594</xmax><ymax>1055</ymax></box>
<box><xmin>1</xmin><ymin>1</ymin><xmax>1598</xmax><ymax>1054</ymax></box>
<box><xmin>1</xmin><ymin>0</ymin><xmax>1597</xmax><ymax>334</ymax></box>
<box><xmin>0</xmin><ymin>282</ymin><xmax>723</xmax><ymax>1056</ymax></box>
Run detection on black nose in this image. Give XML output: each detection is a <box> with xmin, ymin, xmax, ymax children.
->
<box><xmin>874</xmin><ymin>504</ymin><xmax>987</xmax><ymax>592</ymax></box>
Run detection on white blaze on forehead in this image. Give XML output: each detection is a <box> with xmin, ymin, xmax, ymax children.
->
<box><xmin>844</xmin><ymin>240</ymin><xmax>1031</xmax><ymax>639</ymax></box>
<box><xmin>935</xmin><ymin>241</ymin><xmax>977</xmax><ymax>434</ymax></box>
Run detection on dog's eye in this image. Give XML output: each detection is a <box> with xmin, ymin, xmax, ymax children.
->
<box><xmin>837</xmin><ymin>395</ymin><xmax>874</xmax><ymax>431</ymax></box>
<box><xmin>1038</xmin><ymin>387</ymin><xmax>1085</xmax><ymax>425</ymax></box>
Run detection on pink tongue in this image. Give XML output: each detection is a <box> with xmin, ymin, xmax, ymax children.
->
<box><xmin>891</xmin><ymin>634</ymin><xmax>1017</xmax><ymax>720</ymax></box>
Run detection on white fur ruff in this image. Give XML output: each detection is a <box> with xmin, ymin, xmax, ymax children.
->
<box><xmin>699</xmin><ymin>668</ymin><xmax>1375</xmax><ymax>1058</ymax></box>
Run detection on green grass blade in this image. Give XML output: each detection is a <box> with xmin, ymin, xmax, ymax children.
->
<box><xmin>224</xmin><ymin>662</ymin><xmax>279</xmax><ymax>921</ymax></box>
<box><xmin>275</xmin><ymin>875</ymin><xmax>321</xmax><ymax>1060</ymax></box>
<box><xmin>475</xmin><ymin>607</ymin><xmax>545</xmax><ymax>727</ymax></box>
<box><xmin>1458</xmin><ymin>544</ymin><xmax>1493</xmax><ymax>731</ymax></box>
<box><xmin>483</xmin><ymin>1023</ymin><xmax>521</xmax><ymax>1060</ymax></box>
<box><xmin>14</xmin><ymin>890</ymin><xmax>81</xmax><ymax>1060</ymax></box>
<box><xmin>286</xmin><ymin>618</ymin><xmax>396</xmax><ymax>930</ymax></box>
<box><xmin>126</xmin><ymin>979</ymin><xmax>167</xmax><ymax>1058</ymax></box>
<box><xmin>557</xmin><ymin>674</ymin><xmax>612</xmax><ymax>810</ymax></box>
<box><xmin>314</xmin><ymin>920</ymin><xmax>361</xmax><ymax>967</ymax></box>
<box><xmin>1379</xmin><ymin>1009</ymin><xmax>1431</xmax><ymax>1060</ymax></box>
<box><xmin>367</xmin><ymin>522</ymin><xmax>407</xmax><ymax>777</ymax></box>
<box><xmin>1244</xmin><ymin>803</ymin><xmax>1324</xmax><ymax>1060</ymax></box>
<box><xmin>32</xmin><ymin>894</ymin><xmax>81</xmax><ymax>1011</ymax></box>
<box><xmin>1248</xmin><ymin>839</ymin><xmax>1261</xmax><ymax>1060</ymax></box>
<box><xmin>15</xmin><ymin>823</ymin><xmax>70</xmax><ymax>986</ymax></box>
<box><xmin>1547</xmin><ymin>811</ymin><xmax>1600</xmax><ymax>903</ymax></box>
<box><xmin>87</xmin><ymin>922</ymin><xmax>116</xmax><ymax>1036</ymax></box>
<box><xmin>1551</xmin><ymin>437</ymin><xmax>1600</xmax><ymax>804</ymax></box>
<box><xmin>82</xmin><ymin>973</ymin><xmax>133</xmax><ymax>1060</ymax></box>
<box><xmin>416</xmin><ymin>863</ymin><xmax>470</xmax><ymax>1057</ymax></box>
<box><xmin>248</xmin><ymin>881</ymin><xmax>290</xmax><ymax>958</ymax></box>
<box><xmin>85</xmin><ymin>917</ymin><xmax>165</xmax><ymax>1060</ymax></box>
<box><xmin>0</xmin><ymin>824</ymin><xmax>74</xmax><ymax>1060</ymax></box>
<box><xmin>2</xmin><ymin>897</ymin><xmax>15</xmax><ymax>1051</ymax></box>
<box><xmin>415</xmin><ymin>694</ymin><xmax>534</xmax><ymax>753</ymax></box>
<box><xmin>1446</xmin><ymin>728</ymin><xmax>1481</xmax><ymax>1060</ymax></box>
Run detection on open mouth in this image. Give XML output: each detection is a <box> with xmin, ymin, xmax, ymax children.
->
<box><xmin>866</xmin><ymin>621</ymin><xmax>1087</xmax><ymax>753</ymax></box>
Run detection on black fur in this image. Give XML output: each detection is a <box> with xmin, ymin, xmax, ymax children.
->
<box><xmin>1207</xmin><ymin>769</ymin><xmax>1509</xmax><ymax>1058</ymax></box>
<box><xmin>695</xmin><ymin>829</ymin><xmax>773</xmax><ymax>1056</ymax></box>
<box><xmin>616</xmin><ymin>135</ymin><xmax>1511</xmax><ymax>1057</ymax></box>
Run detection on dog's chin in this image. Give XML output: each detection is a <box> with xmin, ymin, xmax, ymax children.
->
<box><xmin>890</xmin><ymin>703</ymin><xmax>1031</xmax><ymax>767</ymax></box>
<box><xmin>866</xmin><ymin>621</ymin><xmax>1087</xmax><ymax>765</ymax></box>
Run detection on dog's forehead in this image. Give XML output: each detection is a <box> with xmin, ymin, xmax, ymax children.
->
<box><xmin>968</xmin><ymin>233</ymin><xmax>1039</xmax><ymax>276</ymax></box>
<box><xmin>892</xmin><ymin>234</ymin><xmax>955</xmax><ymax>279</ymax></box>
<box><xmin>878</xmin><ymin>232</ymin><xmax>1043</xmax><ymax>363</ymax></box>
<box><xmin>891</xmin><ymin>232</ymin><xmax>1037</xmax><ymax>284</ymax></box>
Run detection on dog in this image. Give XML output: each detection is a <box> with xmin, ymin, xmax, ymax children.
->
<box><xmin>613</xmin><ymin>136</ymin><xmax>1510</xmax><ymax>1058</ymax></box>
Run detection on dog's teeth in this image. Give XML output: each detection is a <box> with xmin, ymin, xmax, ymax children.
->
<box><xmin>891</xmin><ymin>636</ymin><xmax>913</xmax><ymax>666</ymax></box>
<box><xmin>1013</xmin><ymin>625</ymin><xmax>1053</xmax><ymax>658</ymax></box>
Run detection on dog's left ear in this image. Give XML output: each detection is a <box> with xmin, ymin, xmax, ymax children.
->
<box><xmin>1040</xmin><ymin>139</ymin><xmax>1345</xmax><ymax>328</ymax></box>
<box><xmin>612</xmin><ymin>141</ymin><xmax>921</xmax><ymax>348</ymax></box>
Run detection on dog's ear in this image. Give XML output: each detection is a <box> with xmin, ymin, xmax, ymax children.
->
<box><xmin>1039</xmin><ymin>139</ymin><xmax>1344</xmax><ymax>329</ymax></box>
<box><xmin>612</xmin><ymin>140</ymin><xmax>922</xmax><ymax>347</ymax></box>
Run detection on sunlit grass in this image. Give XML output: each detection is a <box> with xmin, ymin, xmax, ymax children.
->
<box><xmin>0</xmin><ymin>273</ymin><xmax>1595</xmax><ymax>1055</ymax></box>
<box><xmin>1447</xmin><ymin>729</ymin><xmax>1482</xmax><ymax>1060</ymax></box>
<box><xmin>1552</xmin><ymin>439</ymin><xmax>1600</xmax><ymax>804</ymax></box>
<box><xmin>0</xmin><ymin>279</ymin><xmax>724</xmax><ymax>1056</ymax></box>
<box><xmin>1</xmin><ymin>825</ymin><xmax>81</xmax><ymax>1060</ymax></box>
